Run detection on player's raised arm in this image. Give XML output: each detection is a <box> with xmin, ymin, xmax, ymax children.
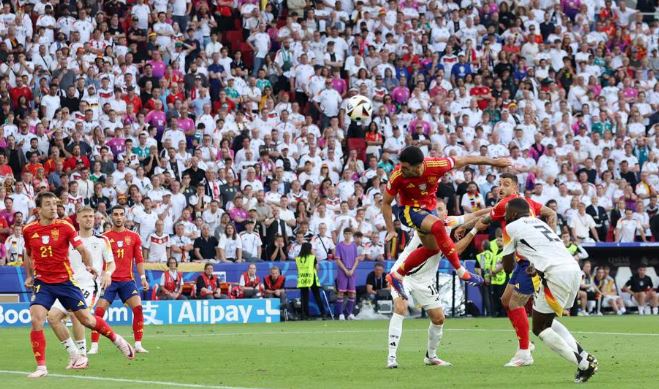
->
<box><xmin>382</xmin><ymin>188</ymin><xmax>397</xmax><ymax>242</ymax></box>
<box><xmin>453</xmin><ymin>156</ymin><xmax>512</xmax><ymax>170</ymax></box>
<box><xmin>539</xmin><ymin>205</ymin><xmax>557</xmax><ymax>232</ymax></box>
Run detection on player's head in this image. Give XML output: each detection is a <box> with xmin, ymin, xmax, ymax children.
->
<box><xmin>35</xmin><ymin>191</ymin><xmax>58</xmax><ymax>220</ymax></box>
<box><xmin>504</xmin><ymin>197</ymin><xmax>530</xmax><ymax>223</ymax></box>
<box><xmin>498</xmin><ymin>173</ymin><xmax>519</xmax><ymax>197</ymax></box>
<box><xmin>77</xmin><ymin>206</ymin><xmax>95</xmax><ymax>230</ymax></box>
<box><xmin>110</xmin><ymin>205</ymin><xmax>126</xmax><ymax>228</ymax></box>
<box><xmin>399</xmin><ymin>146</ymin><xmax>425</xmax><ymax>177</ymax></box>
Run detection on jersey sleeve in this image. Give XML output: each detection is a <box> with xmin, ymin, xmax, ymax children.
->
<box><xmin>425</xmin><ymin>157</ymin><xmax>455</xmax><ymax>177</ymax></box>
<box><xmin>22</xmin><ymin>225</ymin><xmax>32</xmax><ymax>256</ymax></box>
<box><xmin>490</xmin><ymin>200</ymin><xmax>507</xmax><ymax>222</ymax></box>
<box><xmin>528</xmin><ymin>198</ymin><xmax>544</xmax><ymax>217</ymax></box>
<box><xmin>101</xmin><ymin>236</ymin><xmax>114</xmax><ymax>263</ymax></box>
<box><xmin>133</xmin><ymin>232</ymin><xmax>144</xmax><ymax>264</ymax></box>
<box><xmin>501</xmin><ymin>223</ymin><xmax>516</xmax><ymax>256</ymax></box>
<box><xmin>63</xmin><ymin>221</ymin><xmax>83</xmax><ymax>249</ymax></box>
<box><xmin>385</xmin><ymin>168</ymin><xmax>402</xmax><ymax>197</ymax></box>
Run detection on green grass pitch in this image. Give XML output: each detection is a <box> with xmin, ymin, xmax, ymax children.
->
<box><xmin>1</xmin><ymin>316</ymin><xmax>657</xmax><ymax>389</ymax></box>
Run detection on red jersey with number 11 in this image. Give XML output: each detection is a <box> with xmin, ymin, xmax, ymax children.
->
<box><xmin>386</xmin><ymin>157</ymin><xmax>455</xmax><ymax>210</ymax></box>
<box><xmin>104</xmin><ymin>229</ymin><xmax>144</xmax><ymax>282</ymax></box>
<box><xmin>23</xmin><ymin>219</ymin><xmax>83</xmax><ymax>283</ymax></box>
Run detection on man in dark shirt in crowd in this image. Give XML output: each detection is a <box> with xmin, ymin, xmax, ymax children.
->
<box><xmin>193</xmin><ymin>225</ymin><xmax>219</xmax><ymax>261</ymax></box>
<box><xmin>622</xmin><ymin>266</ymin><xmax>658</xmax><ymax>315</ymax></box>
<box><xmin>365</xmin><ymin>262</ymin><xmax>389</xmax><ymax>303</ymax></box>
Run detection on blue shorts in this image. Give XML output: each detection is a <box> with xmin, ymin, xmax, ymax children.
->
<box><xmin>30</xmin><ymin>279</ymin><xmax>87</xmax><ymax>312</ymax></box>
<box><xmin>509</xmin><ymin>260</ymin><xmax>535</xmax><ymax>295</ymax></box>
<box><xmin>395</xmin><ymin>206</ymin><xmax>437</xmax><ymax>231</ymax></box>
<box><xmin>101</xmin><ymin>280</ymin><xmax>140</xmax><ymax>304</ymax></box>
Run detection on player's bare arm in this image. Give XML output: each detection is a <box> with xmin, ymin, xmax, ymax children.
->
<box><xmin>101</xmin><ymin>260</ymin><xmax>116</xmax><ymax>289</ymax></box>
<box><xmin>540</xmin><ymin>205</ymin><xmax>557</xmax><ymax>232</ymax></box>
<box><xmin>454</xmin><ymin>208</ymin><xmax>492</xmax><ymax>238</ymax></box>
<box><xmin>502</xmin><ymin>253</ymin><xmax>515</xmax><ymax>274</ymax></box>
<box><xmin>453</xmin><ymin>156</ymin><xmax>513</xmax><ymax>170</ymax></box>
<box><xmin>137</xmin><ymin>262</ymin><xmax>148</xmax><ymax>290</ymax></box>
<box><xmin>382</xmin><ymin>191</ymin><xmax>396</xmax><ymax>242</ymax></box>
<box><xmin>75</xmin><ymin>245</ymin><xmax>97</xmax><ymax>278</ymax></box>
<box><xmin>23</xmin><ymin>251</ymin><xmax>33</xmax><ymax>288</ymax></box>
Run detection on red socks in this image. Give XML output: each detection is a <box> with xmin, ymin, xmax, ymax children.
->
<box><xmin>396</xmin><ymin>246</ymin><xmax>439</xmax><ymax>276</ymax></box>
<box><xmin>507</xmin><ymin>307</ymin><xmax>530</xmax><ymax>350</ymax></box>
<box><xmin>430</xmin><ymin>220</ymin><xmax>461</xmax><ymax>270</ymax></box>
<box><xmin>132</xmin><ymin>306</ymin><xmax>144</xmax><ymax>342</ymax></box>
<box><xmin>93</xmin><ymin>316</ymin><xmax>117</xmax><ymax>342</ymax></box>
<box><xmin>91</xmin><ymin>306</ymin><xmax>106</xmax><ymax>343</ymax></box>
<box><xmin>30</xmin><ymin>330</ymin><xmax>46</xmax><ymax>366</ymax></box>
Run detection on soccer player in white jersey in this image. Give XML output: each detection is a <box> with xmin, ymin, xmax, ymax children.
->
<box><xmin>47</xmin><ymin>206</ymin><xmax>115</xmax><ymax>369</ymax></box>
<box><xmin>387</xmin><ymin>201</ymin><xmax>490</xmax><ymax>368</ymax></box>
<box><xmin>501</xmin><ymin>198</ymin><xmax>598</xmax><ymax>383</ymax></box>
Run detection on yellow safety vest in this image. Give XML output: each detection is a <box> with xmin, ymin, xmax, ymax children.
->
<box><xmin>295</xmin><ymin>254</ymin><xmax>318</xmax><ymax>288</ymax></box>
<box><xmin>477</xmin><ymin>240</ymin><xmax>507</xmax><ymax>286</ymax></box>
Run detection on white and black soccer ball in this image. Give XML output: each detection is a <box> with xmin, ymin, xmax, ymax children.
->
<box><xmin>346</xmin><ymin>95</ymin><xmax>373</xmax><ymax>122</ymax></box>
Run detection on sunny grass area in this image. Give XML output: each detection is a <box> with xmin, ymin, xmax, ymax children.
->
<box><xmin>1</xmin><ymin>316</ymin><xmax>658</xmax><ymax>389</ymax></box>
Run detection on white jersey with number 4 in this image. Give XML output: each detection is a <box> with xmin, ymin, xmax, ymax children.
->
<box><xmin>392</xmin><ymin>216</ymin><xmax>464</xmax><ymax>283</ymax></box>
<box><xmin>502</xmin><ymin>217</ymin><xmax>580</xmax><ymax>276</ymax></box>
<box><xmin>69</xmin><ymin>235</ymin><xmax>115</xmax><ymax>289</ymax></box>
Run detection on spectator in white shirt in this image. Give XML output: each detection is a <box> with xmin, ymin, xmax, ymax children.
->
<box><xmin>570</xmin><ymin>203</ymin><xmax>601</xmax><ymax>243</ymax></box>
<box><xmin>239</xmin><ymin>220</ymin><xmax>262</xmax><ymax>262</ymax></box>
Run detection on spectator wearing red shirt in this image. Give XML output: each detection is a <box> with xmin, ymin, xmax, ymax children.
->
<box><xmin>166</xmin><ymin>82</ymin><xmax>186</xmax><ymax>107</ymax></box>
<box><xmin>470</xmin><ymin>81</ymin><xmax>492</xmax><ymax>110</ymax></box>
<box><xmin>123</xmin><ymin>87</ymin><xmax>142</xmax><ymax>114</ymax></box>
<box><xmin>23</xmin><ymin>152</ymin><xmax>44</xmax><ymax>177</ymax></box>
<box><xmin>9</xmin><ymin>77</ymin><xmax>33</xmax><ymax>109</ymax></box>
<box><xmin>63</xmin><ymin>145</ymin><xmax>91</xmax><ymax>172</ymax></box>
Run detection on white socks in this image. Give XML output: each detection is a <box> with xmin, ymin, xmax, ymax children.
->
<box><xmin>427</xmin><ymin>323</ymin><xmax>444</xmax><ymax>358</ymax></box>
<box><xmin>388</xmin><ymin>313</ymin><xmax>404</xmax><ymax>359</ymax></box>
<box><xmin>539</xmin><ymin>328</ymin><xmax>589</xmax><ymax>370</ymax></box>
<box><xmin>456</xmin><ymin>266</ymin><xmax>466</xmax><ymax>278</ymax></box>
<box><xmin>61</xmin><ymin>338</ymin><xmax>79</xmax><ymax>357</ymax></box>
<box><xmin>551</xmin><ymin>320</ymin><xmax>578</xmax><ymax>353</ymax></box>
<box><xmin>76</xmin><ymin>339</ymin><xmax>87</xmax><ymax>356</ymax></box>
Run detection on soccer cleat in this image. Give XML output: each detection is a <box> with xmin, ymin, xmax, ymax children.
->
<box><xmin>387</xmin><ymin>356</ymin><xmax>398</xmax><ymax>369</ymax></box>
<box><xmin>113</xmin><ymin>335</ymin><xmax>135</xmax><ymax>360</ymax></box>
<box><xmin>338</xmin><ymin>314</ymin><xmax>346</xmax><ymax>321</ymax></box>
<box><xmin>347</xmin><ymin>314</ymin><xmax>356</xmax><ymax>320</ymax></box>
<box><xmin>529</xmin><ymin>342</ymin><xmax>536</xmax><ymax>353</ymax></box>
<box><xmin>87</xmin><ymin>342</ymin><xmax>99</xmax><ymax>355</ymax></box>
<box><xmin>134</xmin><ymin>343</ymin><xmax>149</xmax><ymax>353</ymax></box>
<box><xmin>27</xmin><ymin>366</ymin><xmax>48</xmax><ymax>378</ymax></box>
<box><xmin>66</xmin><ymin>354</ymin><xmax>89</xmax><ymax>370</ymax></box>
<box><xmin>574</xmin><ymin>354</ymin><xmax>598</xmax><ymax>383</ymax></box>
<box><xmin>424</xmin><ymin>353</ymin><xmax>452</xmax><ymax>366</ymax></box>
<box><xmin>460</xmin><ymin>271</ymin><xmax>484</xmax><ymax>286</ymax></box>
<box><xmin>504</xmin><ymin>350</ymin><xmax>534</xmax><ymax>367</ymax></box>
<box><xmin>386</xmin><ymin>273</ymin><xmax>408</xmax><ymax>300</ymax></box>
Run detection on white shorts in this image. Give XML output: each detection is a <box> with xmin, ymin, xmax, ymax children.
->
<box><xmin>390</xmin><ymin>277</ymin><xmax>442</xmax><ymax>311</ymax></box>
<box><xmin>51</xmin><ymin>284</ymin><xmax>97</xmax><ymax>314</ymax></box>
<box><xmin>601</xmin><ymin>295</ymin><xmax>620</xmax><ymax>306</ymax></box>
<box><xmin>534</xmin><ymin>271</ymin><xmax>581</xmax><ymax>316</ymax></box>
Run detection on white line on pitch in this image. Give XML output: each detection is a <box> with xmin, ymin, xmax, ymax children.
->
<box><xmin>0</xmin><ymin>370</ymin><xmax>262</xmax><ymax>389</ymax></box>
<box><xmin>153</xmin><ymin>327</ymin><xmax>659</xmax><ymax>338</ymax></box>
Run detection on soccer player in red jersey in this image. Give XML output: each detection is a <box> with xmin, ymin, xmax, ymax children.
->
<box><xmin>22</xmin><ymin>192</ymin><xmax>134</xmax><ymax>378</ymax></box>
<box><xmin>382</xmin><ymin>146</ymin><xmax>511</xmax><ymax>297</ymax></box>
<box><xmin>461</xmin><ymin>172</ymin><xmax>557</xmax><ymax>367</ymax></box>
<box><xmin>89</xmin><ymin>206</ymin><xmax>149</xmax><ymax>354</ymax></box>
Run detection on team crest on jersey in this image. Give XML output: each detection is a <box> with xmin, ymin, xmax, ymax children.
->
<box><xmin>41</xmin><ymin>236</ymin><xmax>50</xmax><ymax>244</ymax></box>
<box><xmin>117</xmin><ymin>241</ymin><xmax>124</xmax><ymax>248</ymax></box>
<box><xmin>51</xmin><ymin>229</ymin><xmax>59</xmax><ymax>240</ymax></box>
<box><xmin>428</xmin><ymin>177</ymin><xmax>437</xmax><ymax>185</ymax></box>
<box><xmin>418</xmin><ymin>183</ymin><xmax>427</xmax><ymax>191</ymax></box>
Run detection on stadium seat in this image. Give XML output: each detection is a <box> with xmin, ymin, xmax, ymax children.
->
<box><xmin>239</xmin><ymin>42</ymin><xmax>254</xmax><ymax>68</ymax></box>
<box><xmin>226</xmin><ymin>30</ymin><xmax>244</xmax><ymax>52</ymax></box>
<box><xmin>615</xmin><ymin>266</ymin><xmax>636</xmax><ymax>307</ymax></box>
<box><xmin>347</xmin><ymin>138</ymin><xmax>366</xmax><ymax>162</ymax></box>
<box><xmin>473</xmin><ymin>234</ymin><xmax>490</xmax><ymax>253</ymax></box>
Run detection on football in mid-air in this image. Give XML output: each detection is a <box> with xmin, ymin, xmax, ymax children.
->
<box><xmin>346</xmin><ymin>95</ymin><xmax>373</xmax><ymax>122</ymax></box>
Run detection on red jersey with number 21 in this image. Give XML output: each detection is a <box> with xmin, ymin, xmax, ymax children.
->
<box><xmin>104</xmin><ymin>229</ymin><xmax>144</xmax><ymax>282</ymax></box>
<box><xmin>23</xmin><ymin>219</ymin><xmax>83</xmax><ymax>284</ymax></box>
<box><xmin>386</xmin><ymin>157</ymin><xmax>455</xmax><ymax>210</ymax></box>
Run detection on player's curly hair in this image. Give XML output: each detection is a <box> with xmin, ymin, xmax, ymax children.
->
<box><xmin>399</xmin><ymin>146</ymin><xmax>424</xmax><ymax>165</ymax></box>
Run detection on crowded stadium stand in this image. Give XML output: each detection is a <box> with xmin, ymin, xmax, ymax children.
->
<box><xmin>0</xmin><ymin>0</ymin><xmax>658</xmax><ymax>320</ymax></box>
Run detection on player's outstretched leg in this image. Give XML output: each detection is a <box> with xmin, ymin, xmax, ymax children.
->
<box><xmin>387</xmin><ymin>298</ymin><xmax>407</xmax><ymax>368</ymax></box>
<box><xmin>424</xmin><ymin>308</ymin><xmax>451</xmax><ymax>366</ymax></box>
<box><xmin>533</xmin><ymin>311</ymin><xmax>598</xmax><ymax>383</ymax></box>
<box><xmin>88</xmin><ymin>305</ymin><xmax>105</xmax><ymax>354</ymax></box>
<box><xmin>74</xmin><ymin>309</ymin><xmax>135</xmax><ymax>360</ymax></box>
<box><xmin>502</xmin><ymin>285</ymin><xmax>533</xmax><ymax>367</ymax></box>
